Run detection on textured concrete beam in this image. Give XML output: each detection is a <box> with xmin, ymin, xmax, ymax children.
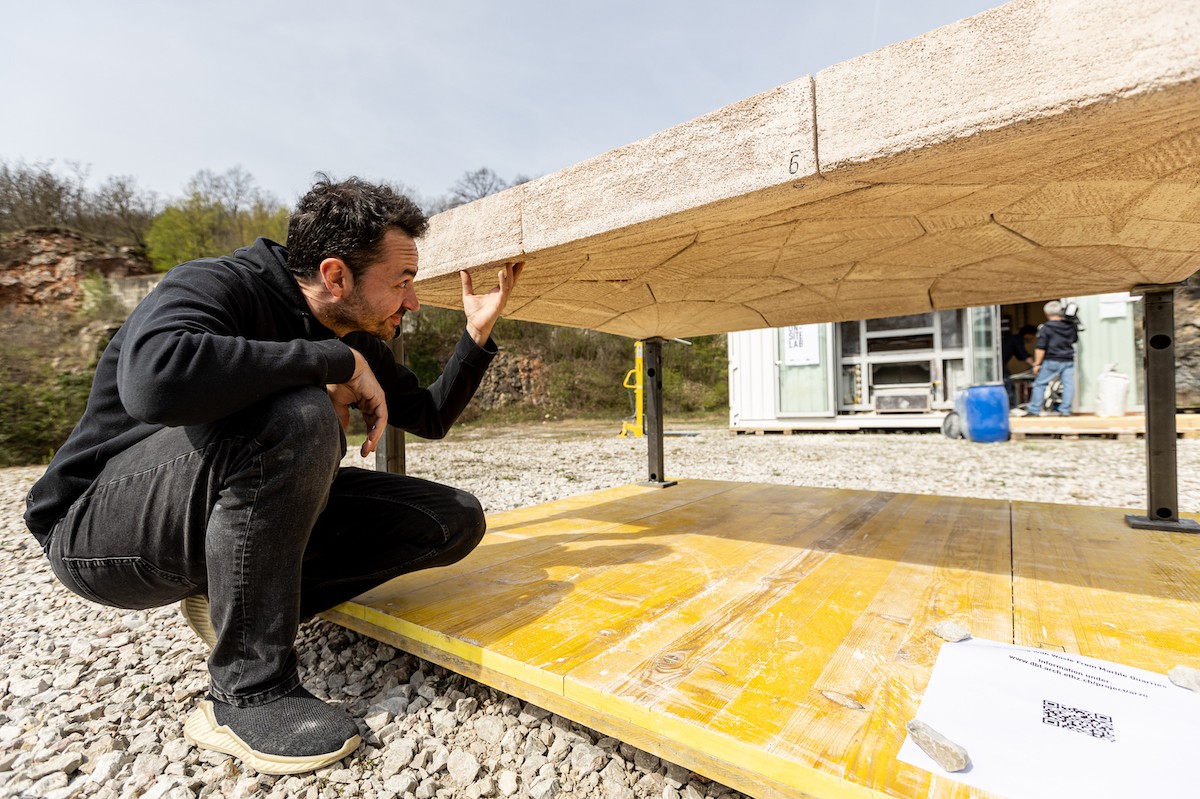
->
<box><xmin>415</xmin><ymin>0</ymin><xmax>1200</xmax><ymax>340</ymax></box>
<box><xmin>815</xmin><ymin>0</ymin><xmax>1200</xmax><ymax>173</ymax></box>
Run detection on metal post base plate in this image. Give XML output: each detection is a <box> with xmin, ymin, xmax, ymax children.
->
<box><xmin>1125</xmin><ymin>514</ymin><xmax>1200</xmax><ymax>533</ymax></box>
<box><xmin>638</xmin><ymin>479</ymin><xmax>678</xmax><ymax>489</ymax></box>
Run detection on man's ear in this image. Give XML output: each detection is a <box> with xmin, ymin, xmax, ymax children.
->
<box><xmin>319</xmin><ymin>257</ymin><xmax>353</xmax><ymax>298</ymax></box>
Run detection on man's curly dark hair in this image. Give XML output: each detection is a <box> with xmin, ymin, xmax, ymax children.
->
<box><xmin>286</xmin><ymin>175</ymin><xmax>429</xmax><ymax>279</ymax></box>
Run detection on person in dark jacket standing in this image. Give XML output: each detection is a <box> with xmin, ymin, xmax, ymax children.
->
<box><xmin>1027</xmin><ymin>300</ymin><xmax>1079</xmax><ymax>416</ymax></box>
<box><xmin>24</xmin><ymin>177</ymin><xmax>523</xmax><ymax>775</ymax></box>
<box><xmin>1001</xmin><ymin>324</ymin><xmax>1037</xmax><ymax>409</ymax></box>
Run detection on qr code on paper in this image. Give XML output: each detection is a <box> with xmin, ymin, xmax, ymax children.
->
<box><xmin>1042</xmin><ymin>699</ymin><xmax>1115</xmax><ymax>741</ymax></box>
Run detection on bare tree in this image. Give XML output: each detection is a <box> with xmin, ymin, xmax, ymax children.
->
<box><xmin>0</xmin><ymin>160</ymin><xmax>156</xmax><ymax>247</ymax></box>
<box><xmin>0</xmin><ymin>160</ymin><xmax>83</xmax><ymax>232</ymax></box>
<box><xmin>448</xmin><ymin>167</ymin><xmax>510</xmax><ymax>209</ymax></box>
<box><xmin>90</xmin><ymin>175</ymin><xmax>159</xmax><ymax>248</ymax></box>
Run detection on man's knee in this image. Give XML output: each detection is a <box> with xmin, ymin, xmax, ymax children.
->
<box><xmin>248</xmin><ymin>386</ymin><xmax>345</xmax><ymax>466</ymax></box>
<box><xmin>265</xmin><ymin>386</ymin><xmax>341</xmax><ymax>442</ymax></box>
<box><xmin>440</xmin><ymin>490</ymin><xmax>487</xmax><ymax>565</ymax></box>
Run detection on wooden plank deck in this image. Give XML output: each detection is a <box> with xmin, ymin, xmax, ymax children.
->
<box><xmin>325</xmin><ymin>480</ymin><xmax>1200</xmax><ymax>799</ymax></box>
<box><xmin>1009</xmin><ymin>413</ymin><xmax>1200</xmax><ymax>441</ymax></box>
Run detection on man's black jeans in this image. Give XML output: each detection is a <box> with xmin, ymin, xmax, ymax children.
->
<box><xmin>44</xmin><ymin>386</ymin><xmax>485</xmax><ymax>707</ymax></box>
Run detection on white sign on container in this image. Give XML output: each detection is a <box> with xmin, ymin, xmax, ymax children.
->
<box><xmin>1098</xmin><ymin>292</ymin><xmax>1131</xmax><ymax>319</ymax></box>
<box><xmin>783</xmin><ymin>324</ymin><xmax>820</xmax><ymax>366</ymax></box>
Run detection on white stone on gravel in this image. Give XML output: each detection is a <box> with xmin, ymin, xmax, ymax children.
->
<box><xmin>385</xmin><ymin>773</ymin><xmax>418</xmax><ymax>794</ymax></box>
<box><xmin>364</xmin><ymin>707</ymin><xmax>392</xmax><ymax>732</ymax></box>
<box><xmin>449</xmin><ymin>749</ymin><xmax>482</xmax><ymax>784</ymax></box>
<box><xmin>528</xmin><ymin>775</ymin><xmax>560</xmax><ymax>799</ymax></box>
<box><xmin>25</xmin><ymin>751</ymin><xmax>84</xmax><ymax>781</ymax></box>
<box><xmin>140</xmin><ymin>777</ymin><xmax>188</xmax><ymax>799</ymax></box>
<box><xmin>381</xmin><ymin>740</ymin><xmax>415</xmax><ymax>775</ymax></box>
<box><xmin>88</xmin><ymin>751</ymin><xmax>130</xmax><ymax>785</ymax></box>
<box><xmin>326</xmin><ymin>768</ymin><xmax>355</xmax><ymax>784</ymax></box>
<box><xmin>10</xmin><ymin>676</ymin><xmax>50</xmax><ymax>697</ymax></box>
<box><xmin>521</xmin><ymin>754</ymin><xmax>550</xmax><ymax>776</ymax></box>
<box><xmin>456</xmin><ymin>696</ymin><xmax>479</xmax><ymax>721</ymax></box>
<box><xmin>474</xmin><ymin>774</ymin><xmax>498</xmax><ymax>797</ymax></box>
<box><xmin>30</xmin><ymin>771</ymin><xmax>70</xmax><ymax>794</ymax></box>
<box><xmin>496</xmin><ymin>769</ymin><xmax>520</xmax><ymax>796</ymax></box>
<box><xmin>474</xmin><ymin>715</ymin><xmax>506</xmax><ymax>744</ymax></box>
<box><xmin>132</xmin><ymin>752</ymin><xmax>169</xmax><ymax>777</ymax></box>
<box><xmin>428</xmin><ymin>744</ymin><xmax>450</xmax><ymax>775</ymax></box>
<box><xmin>44</xmin><ymin>775</ymin><xmax>91</xmax><ymax>799</ymax></box>
<box><xmin>570</xmin><ymin>742</ymin><xmax>606</xmax><ymax>776</ymax></box>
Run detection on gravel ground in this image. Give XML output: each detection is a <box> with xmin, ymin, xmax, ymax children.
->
<box><xmin>3</xmin><ymin>421</ymin><xmax>1197</xmax><ymax>799</ymax></box>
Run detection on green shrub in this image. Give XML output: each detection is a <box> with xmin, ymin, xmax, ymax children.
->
<box><xmin>0</xmin><ymin>370</ymin><xmax>91</xmax><ymax>466</ymax></box>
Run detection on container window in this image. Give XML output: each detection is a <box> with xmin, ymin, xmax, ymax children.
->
<box><xmin>943</xmin><ymin>359</ymin><xmax>966</xmax><ymax>400</ymax></box>
<box><xmin>867</xmin><ymin>333</ymin><xmax>935</xmax><ymax>354</ymax></box>
<box><xmin>865</xmin><ymin>313</ymin><xmax>933</xmax><ymax>332</ymax></box>
<box><xmin>839</xmin><ymin>321</ymin><xmax>861</xmax><ymax>357</ymax></box>
<box><xmin>871</xmin><ymin>361</ymin><xmax>932</xmax><ymax>386</ymax></box>
<box><xmin>939</xmin><ymin>309</ymin><xmax>965</xmax><ymax>349</ymax></box>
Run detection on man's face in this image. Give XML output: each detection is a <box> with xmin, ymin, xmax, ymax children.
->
<box><xmin>335</xmin><ymin>229</ymin><xmax>421</xmax><ymax>340</ymax></box>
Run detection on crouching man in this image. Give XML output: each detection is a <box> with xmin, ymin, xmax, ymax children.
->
<box><xmin>24</xmin><ymin>176</ymin><xmax>522</xmax><ymax>774</ymax></box>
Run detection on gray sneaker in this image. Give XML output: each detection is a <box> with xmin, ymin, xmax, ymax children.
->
<box><xmin>184</xmin><ymin>685</ymin><xmax>362</xmax><ymax>775</ymax></box>
<box><xmin>180</xmin><ymin>594</ymin><xmax>218</xmax><ymax>649</ymax></box>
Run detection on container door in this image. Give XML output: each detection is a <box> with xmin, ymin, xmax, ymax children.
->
<box><xmin>1072</xmin><ymin>293</ymin><xmax>1139</xmax><ymax>414</ymax></box>
<box><xmin>969</xmin><ymin>305</ymin><xmax>1001</xmax><ymax>384</ymax></box>
<box><xmin>777</xmin><ymin>324</ymin><xmax>835</xmax><ymax>416</ymax></box>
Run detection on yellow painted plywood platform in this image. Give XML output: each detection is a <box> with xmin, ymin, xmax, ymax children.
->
<box><xmin>325</xmin><ymin>480</ymin><xmax>1200</xmax><ymax>799</ymax></box>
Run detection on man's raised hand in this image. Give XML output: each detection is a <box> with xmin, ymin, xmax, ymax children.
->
<box><xmin>461</xmin><ymin>261</ymin><xmax>524</xmax><ymax>347</ymax></box>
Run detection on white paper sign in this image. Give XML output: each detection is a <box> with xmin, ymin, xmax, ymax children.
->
<box><xmin>783</xmin><ymin>324</ymin><xmax>820</xmax><ymax>366</ymax></box>
<box><xmin>898</xmin><ymin>638</ymin><xmax>1200</xmax><ymax>799</ymax></box>
<box><xmin>1098</xmin><ymin>292</ymin><xmax>1130</xmax><ymax>319</ymax></box>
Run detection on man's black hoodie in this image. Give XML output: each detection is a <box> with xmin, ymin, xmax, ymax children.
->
<box><xmin>1036</xmin><ymin>318</ymin><xmax>1078</xmax><ymax>362</ymax></box>
<box><xmin>24</xmin><ymin>238</ymin><xmax>495</xmax><ymax>546</ymax></box>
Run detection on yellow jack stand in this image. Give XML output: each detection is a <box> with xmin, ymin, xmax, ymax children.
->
<box><xmin>618</xmin><ymin>341</ymin><xmax>644</xmax><ymax>438</ymax></box>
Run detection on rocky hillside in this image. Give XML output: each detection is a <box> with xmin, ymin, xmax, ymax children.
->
<box><xmin>0</xmin><ymin>228</ymin><xmax>557</xmax><ymax>415</ymax></box>
<box><xmin>471</xmin><ymin>352</ymin><xmax>551</xmax><ymax>412</ymax></box>
<box><xmin>1176</xmin><ymin>277</ymin><xmax>1200</xmax><ymax>408</ymax></box>
<box><xmin>0</xmin><ymin>227</ymin><xmax>152</xmax><ymax>309</ymax></box>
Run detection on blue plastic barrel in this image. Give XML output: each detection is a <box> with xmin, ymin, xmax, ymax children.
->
<box><xmin>956</xmin><ymin>385</ymin><xmax>1009</xmax><ymax>443</ymax></box>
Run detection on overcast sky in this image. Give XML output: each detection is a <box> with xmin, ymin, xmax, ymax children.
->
<box><xmin>2</xmin><ymin>1</ymin><xmax>1001</xmax><ymax>207</ymax></box>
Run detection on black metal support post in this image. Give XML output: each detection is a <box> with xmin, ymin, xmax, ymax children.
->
<box><xmin>1126</xmin><ymin>285</ymin><xmax>1197</xmax><ymax>533</ymax></box>
<box><xmin>375</xmin><ymin>333</ymin><xmax>406</xmax><ymax>476</ymax></box>
<box><xmin>640</xmin><ymin>337</ymin><xmax>676</xmax><ymax>488</ymax></box>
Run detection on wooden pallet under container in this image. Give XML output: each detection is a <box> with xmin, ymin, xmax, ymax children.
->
<box><xmin>729</xmin><ymin>414</ymin><xmax>1200</xmax><ymax>441</ymax></box>
<box><xmin>1009</xmin><ymin>414</ymin><xmax>1200</xmax><ymax>441</ymax></box>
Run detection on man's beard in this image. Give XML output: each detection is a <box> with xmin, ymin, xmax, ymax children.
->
<box><xmin>330</xmin><ymin>296</ymin><xmax>400</xmax><ymax>341</ymax></box>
